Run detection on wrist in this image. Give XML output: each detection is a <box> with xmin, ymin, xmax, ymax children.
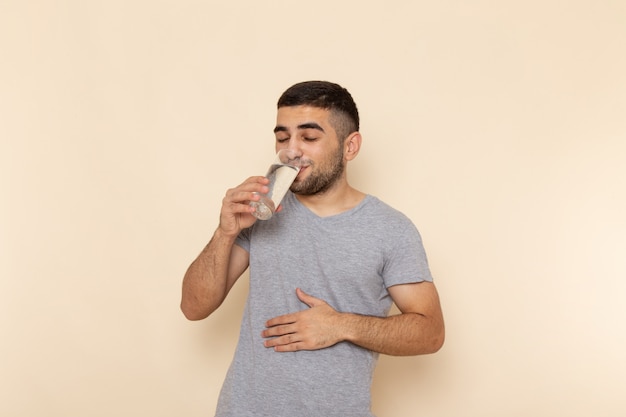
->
<box><xmin>214</xmin><ymin>225</ymin><xmax>240</xmax><ymax>242</ymax></box>
<box><xmin>337</xmin><ymin>312</ymin><xmax>360</xmax><ymax>344</ymax></box>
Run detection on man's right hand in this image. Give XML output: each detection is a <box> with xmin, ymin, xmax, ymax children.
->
<box><xmin>218</xmin><ymin>176</ymin><xmax>270</xmax><ymax>237</ymax></box>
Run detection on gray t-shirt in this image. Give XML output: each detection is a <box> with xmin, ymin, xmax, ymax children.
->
<box><xmin>215</xmin><ymin>192</ymin><xmax>433</xmax><ymax>417</ymax></box>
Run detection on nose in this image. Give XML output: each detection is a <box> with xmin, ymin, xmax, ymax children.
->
<box><xmin>286</xmin><ymin>140</ymin><xmax>303</xmax><ymax>158</ymax></box>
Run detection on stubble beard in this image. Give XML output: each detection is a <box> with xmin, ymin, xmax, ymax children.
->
<box><xmin>290</xmin><ymin>148</ymin><xmax>345</xmax><ymax>196</ymax></box>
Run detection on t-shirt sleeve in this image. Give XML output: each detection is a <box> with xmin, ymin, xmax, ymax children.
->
<box><xmin>382</xmin><ymin>219</ymin><xmax>434</xmax><ymax>288</ymax></box>
<box><xmin>235</xmin><ymin>226</ymin><xmax>252</xmax><ymax>252</ymax></box>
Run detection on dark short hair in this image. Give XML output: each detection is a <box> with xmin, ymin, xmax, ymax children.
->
<box><xmin>277</xmin><ymin>81</ymin><xmax>360</xmax><ymax>141</ymax></box>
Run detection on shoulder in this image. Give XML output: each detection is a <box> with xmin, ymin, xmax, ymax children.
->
<box><xmin>361</xmin><ymin>195</ymin><xmax>415</xmax><ymax>226</ymax></box>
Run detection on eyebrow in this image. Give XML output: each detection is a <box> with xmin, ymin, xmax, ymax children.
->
<box><xmin>274</xmin><ymin>122</ymin><xmax>325</xmax><ymax>133</ymax></box>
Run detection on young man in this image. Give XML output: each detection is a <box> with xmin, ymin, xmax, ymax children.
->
<box><xmin>181</xmin><ymin>81</ymin><xmax>444</xmax><ymax>417</ymax></box>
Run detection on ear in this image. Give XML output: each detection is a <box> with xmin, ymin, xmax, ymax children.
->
<box><xmin>344</xmin><ymin>132</ymin><xmax>362</xmax><ymax>161</ymax></box>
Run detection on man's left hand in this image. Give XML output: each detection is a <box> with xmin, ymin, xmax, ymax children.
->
<box><xmin>262</xmin><ymin>288</ymin><xmax>343</xmax><ymax>352</ymax></box>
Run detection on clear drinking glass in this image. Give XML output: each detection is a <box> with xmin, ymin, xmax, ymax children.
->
<box><xmin>249</xmin><ymin>149</ymin><xmax>302</xmax><ymax>220</ymax></box>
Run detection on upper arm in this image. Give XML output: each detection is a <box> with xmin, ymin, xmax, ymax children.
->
<box><xmin>388</xmin><ymin>281</ymin><xmax>444</xmax><ymax>322</ymax></box>
<box><xmin>386</xmin><ymin>281</ymin><xmax>445</xmax><ymax>353</ymax></box>
<box><xmin>225</xmin><ymin>243</ymin><xmax>250</xmax><ymax>293</ymax></box>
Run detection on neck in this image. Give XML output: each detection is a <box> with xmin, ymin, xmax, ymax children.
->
<box><xmin>294</xmin><ymin>178</ymin><xmax>366</xmax><ymax>217</ymax></box>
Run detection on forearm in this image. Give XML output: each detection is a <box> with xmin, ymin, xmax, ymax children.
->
<box><xmin>180</xmin><ymin>228</ymin><xmax>238</xmax><ymax>320</ymax></box>
<box><xmin>341</xmin><ymin>311</ymin><xmax>445</xmax><ymax>356</ymax></box>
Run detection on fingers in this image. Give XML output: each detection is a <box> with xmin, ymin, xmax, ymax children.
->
<box><xmin>223</xmin><ymin>176</ymin><xmax>269</xmax><ymax>208</ymax></box>
<box><xmin>264</xmin><ymin>312</ymin><xmax>295</xmax><ymax>330</ymax></box>
<box><xmin>262</xmin><ymin>322</ymin><xmax>309</xmax><ymax>352</ymax></box>
<box><xmin>295</xmin><ymin>287</ymin><xmax>323</xmax><ymax>308</ymax></box>
<box><xmin>264</xmin><ymin>335</ymin><xmax>303</xmax><ymax>352</ymax></box>
<box><xmin>262</xmin><ymin>324</ymin><xmax>297</xmax><ymax>346</ymax></box>
<box><xmin>218</xmin><ymin>176</ymin><xmax>269</xmax><ymax>235</ymax></box>
<box><xmin>262</xmin><ymin>314</ymin><xmax>300</xmax><ymax>350</ymax></box>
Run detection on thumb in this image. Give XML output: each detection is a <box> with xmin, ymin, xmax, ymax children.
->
<box><xmin>296</xmin><ymin>287</ymin><xmax>323</xmax><ymax>308</ymax></box>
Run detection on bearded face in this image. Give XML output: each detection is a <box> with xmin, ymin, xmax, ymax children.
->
<box><xmin>290</xmin><ymin>145</ymin><xmax>345</xmax><ymax>196</ymax></box>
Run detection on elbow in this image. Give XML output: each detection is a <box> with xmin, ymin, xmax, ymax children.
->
<box><xmin>180</xmin><ymin>301</ymin><xmax>211</xmax><ymax>321</ymax></box>
<box><xmin>413</xmin><ymin>320</ymin><xmax>445</xmax><ymax>355</ymax></box>
<box><xmin>180</xmin><ymin>289</ymin><xmax>226</xmax><ymax>321</ymax></box>
<box><xmin>429</xmin><ymin>329</ymin><xmax>445</xmax><ymax>353</ymax></box>
<box><xmin>426</xmin><ymin>322</ymin><xmax>446</xmax><ymax>354</ymax></box>
<box><xmin>413</xmin><ymin>332</ymin><xmax>444</xmax><ymax>356</ymax></box>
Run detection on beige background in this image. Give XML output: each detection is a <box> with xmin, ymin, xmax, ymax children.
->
<box><xmin>2</xmin><ymin>1</ymin><xmax>625</xmax><ymax>416</ymax></box>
